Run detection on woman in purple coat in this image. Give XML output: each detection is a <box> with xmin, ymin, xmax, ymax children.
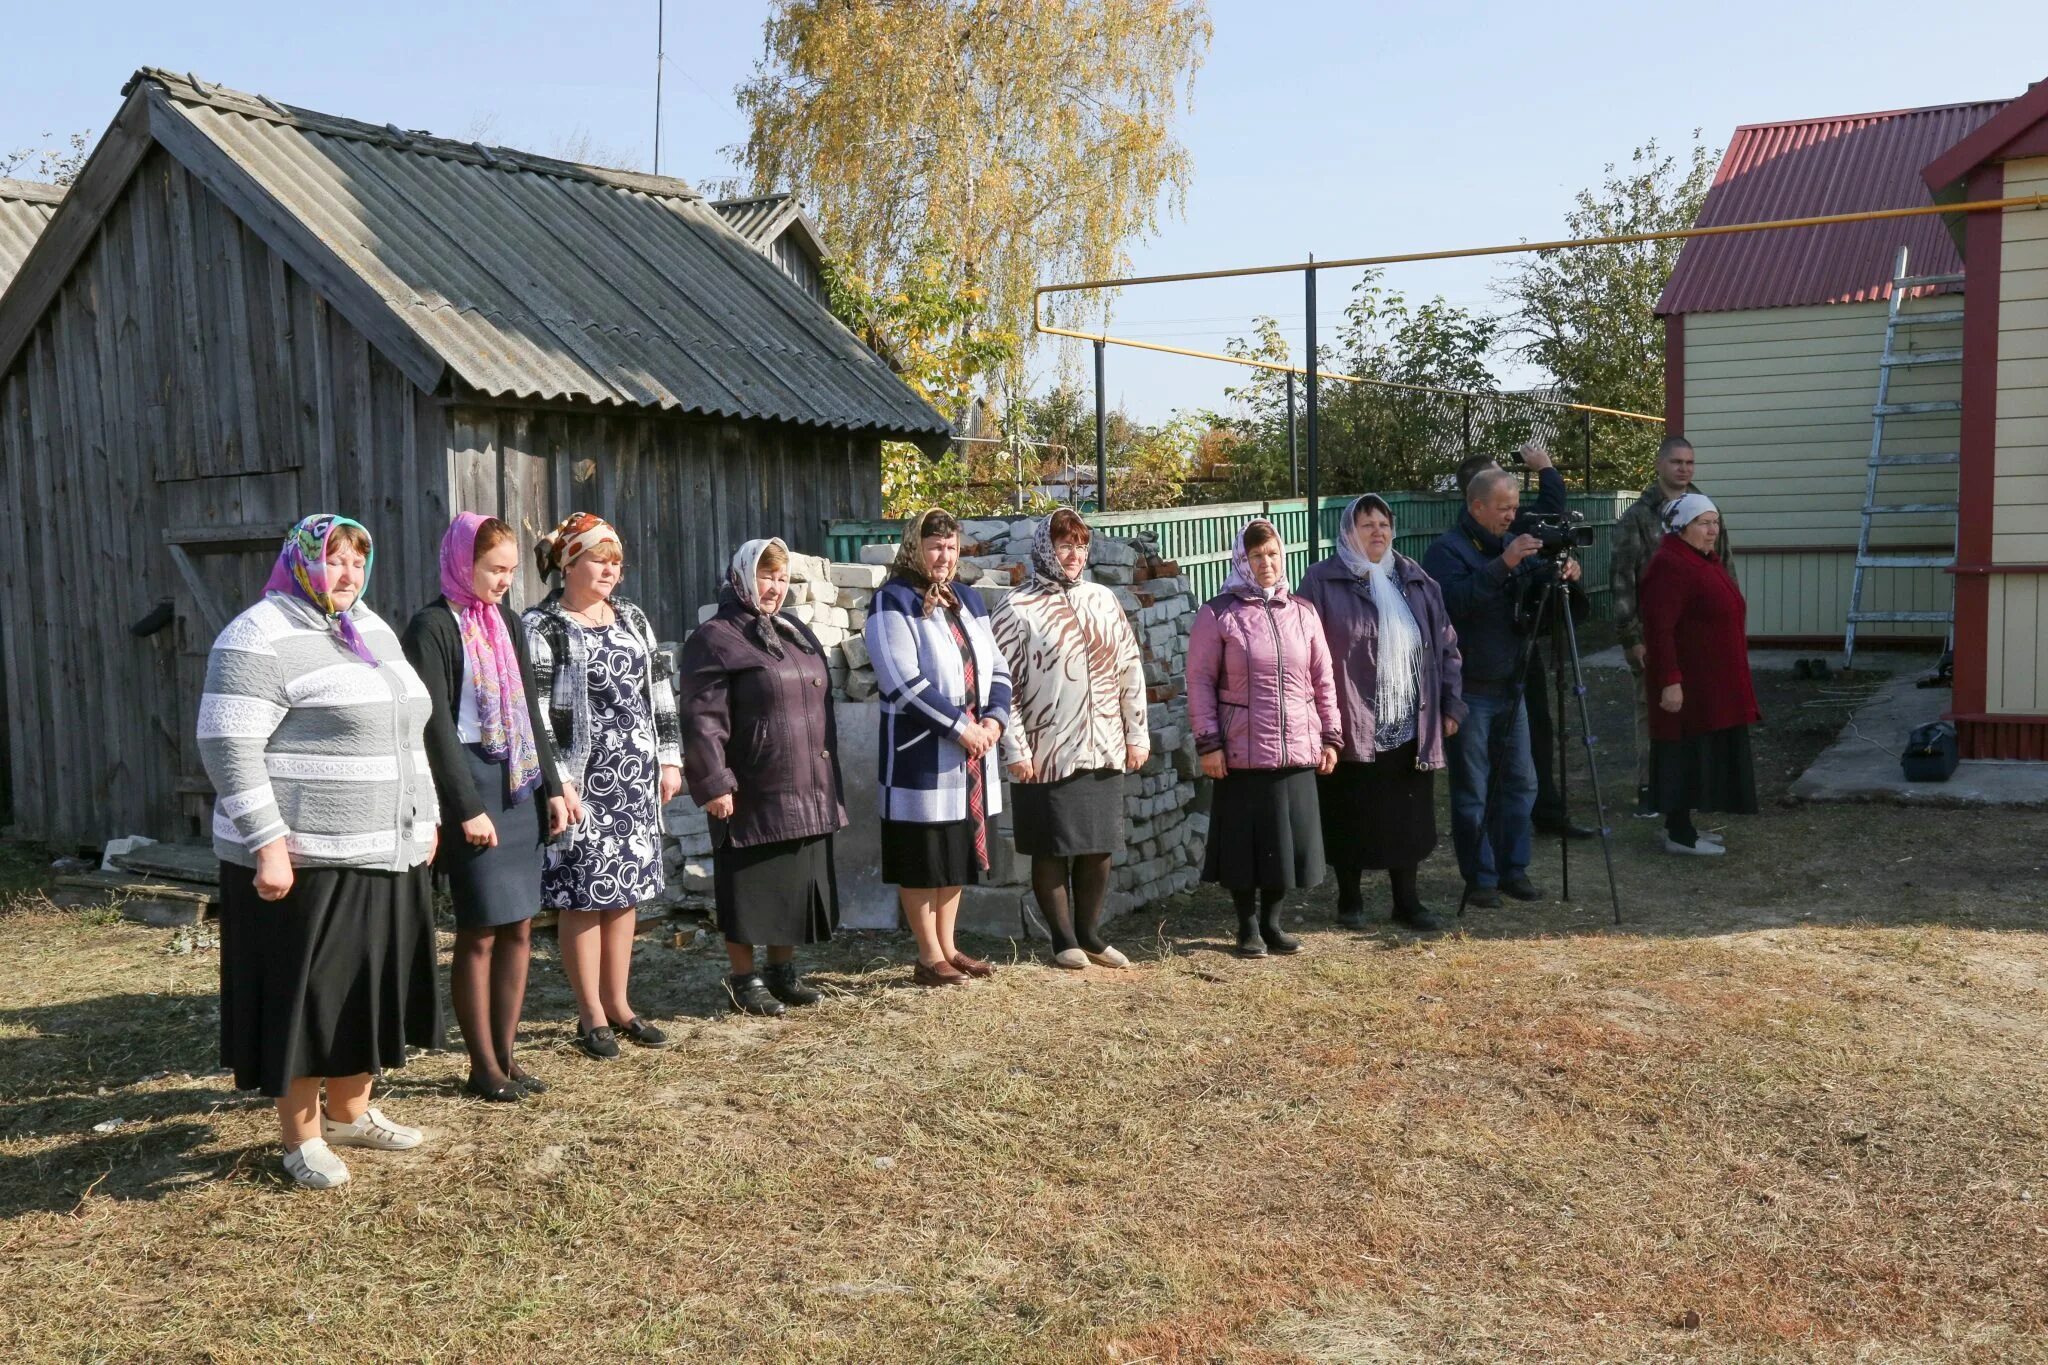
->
<box><xmin>1188</xmin><ymin>519</ymin><xmax>1342</xmax><ymax>958</ymax></box>
<box><xmin>1299</xmin><ymin>495</ymin><xmax>1466</xmax><ymax>933</ymax></box>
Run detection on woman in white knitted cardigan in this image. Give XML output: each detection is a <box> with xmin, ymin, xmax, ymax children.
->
<box><xmin>989</xmin><ymin>510</ymin><xmax>1148</xmax><ymax>969</ymax></box>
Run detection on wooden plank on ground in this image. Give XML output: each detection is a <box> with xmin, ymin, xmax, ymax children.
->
<box><xmin>113</xmin><ymin>842</ymin><xmax>221</xmax><ymax>885</ymax></box>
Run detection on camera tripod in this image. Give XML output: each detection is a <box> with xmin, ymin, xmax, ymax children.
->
<box><xmin>1524</xmin><ymin>563</ymin><xmax>1623</xmax><ymax>924</ymax></box>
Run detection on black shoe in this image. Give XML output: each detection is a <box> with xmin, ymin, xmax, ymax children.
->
<box><xmin>1259</xmin><ymin>912</ymin><xmax>1302</xmax><ymax>956</ymax></box>
<box><xmin>1501</xmin><ymin>877</ymin><xmax>1543</xmax><ymax>902</ymax></box>
<box><xmin>763</xmin><ymin>962</ymin><xmax>822</xmax><ymax>1007</ymax></box>
<box><xmin>575</xmin><ymin>1025</ymin><xmax>621</xmax><ymax>1060</ymax></box>
<box><xmin>1463</xmin><ymin>885</ymin><xmax>1502</xmax><ymax>911</ymax></box>
<box><xmin>463</xmin><ymin>1074</ymin><xmax>523</xmax><ymax>1103</ymax></box>
<box><xmin>1793</xmin><ymin>658</ymin><xmax>1812</xmax><ymax>680</ymax></box>
<box><xmin>1335</xmin><ymin>899</ymin><xmax>1368</xmax><ymax>930</ymax></box>
<box><xmin>1534</xmin><ymin>820</ymin><xmax>1597</xmax><ymax>840</ymax></box>
<box><xmin>614</xmin><ymin>1017</ymin><xmax>669</xmax><ymax>1048</ymax></box>
<box><xmin>1391</xmin><ymin>903</ymin><xmax>1449</xmax><ymax>933</ymax></box>
<box><xmin>1234</xmin><ymin>915</ymin><xmax>1268</xmax><ymax>959</ymax></box>
<box><xmin>726</xmin><ymin>972</ymin><xmax>787</xmax><ymax>1017</ymax></box>
<box><xmin>1632</xmin><ymin>785</ymin><xmax>1659</xmax><ymax>819</ymax></box>
<box><xmin>507</xmin><ymin>1067</ymin><xmax>548</xmax><ymax>1095</ymax></box>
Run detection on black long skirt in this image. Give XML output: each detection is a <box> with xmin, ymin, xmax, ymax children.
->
<box><xmin>438</xmin><ymin>744</ymin><xmax>545</xmax><ymax>929</ymax></box>
<box><xmin>715</xmin><ymin>833</ymin><xmax>840</xmax><ymax>946</ymax></box>
<box><xmin>1651</xmin><ymin>725</ymin><xmax>1759</xmax><ymax>816</ymax></box>
<box><xmin>1201</xmin><ymin>767</ymin><xmax>1325</xmax><ymax>892</ymax></box>
<box><xmin>1011</xmin><ymin>768</ymin><xmax>1125</xmax><ymax>857</ymax></box>
<box><xmin>880</xmin><ymin>818</ymin><xmax>986</xmax><ymax>890</ymax></box>
<box><xmin>218</xmin><ymin>860</ymin><xmax>444</xmax><ymax>1097</ymax></box>
<box><xmin>1316</xmin><ymin>738</ymin><xmax>1438</xmax><ymax>871</ymax></box>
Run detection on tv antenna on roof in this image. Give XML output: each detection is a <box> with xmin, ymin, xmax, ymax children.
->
<box><xmin>653</xmin><ymin>0</ymin><xmax>666</xmax><ymax>176</ymax></box>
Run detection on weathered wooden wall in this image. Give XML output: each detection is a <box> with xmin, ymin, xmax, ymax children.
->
<box><xmin>443</xmin><ymin>404</ymin><xmax>882</xmax><ymax>635</ymax></box>
<box><xmin>0</xmin><ymin>147</ymin><xmax>445</xmax><ymax>845</ymax></box>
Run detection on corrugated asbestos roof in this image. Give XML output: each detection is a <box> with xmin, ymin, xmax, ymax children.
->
<box><xmin>132</xmin><ymin>70</ymin><xmax>946</xmax><ymax>439</ymax></box>
<box><xmin>1657</xmin><ymin>100</ymin><xmax>2007</xmax><ymax>316</ymax></box>
<box><xmin>712</xmin><ymin>194</ymin><xmax>799</xmax><ymax>247</ymax></box>
<box><xmin>0</xmin><ymin>179</ymin><xmax>63</xmax><ymax>292</ymax></box>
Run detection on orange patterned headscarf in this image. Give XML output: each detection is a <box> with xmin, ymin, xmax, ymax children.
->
<box><xmin>534</xmin><ymin>512</ymin><xmax>621</xmax><ymax>578</ymax></box>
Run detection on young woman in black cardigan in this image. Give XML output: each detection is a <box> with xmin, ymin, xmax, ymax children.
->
<box><xmin>403</xmin><ymin>513</ymin><xmax>567</xmax><ymax>1103</ymax></box>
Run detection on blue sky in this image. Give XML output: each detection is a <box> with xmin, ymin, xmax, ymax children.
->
<box><xmin>4</xmin><ymin>1</ymin><xmax>2043</xmax><ymax>421</ymax></box>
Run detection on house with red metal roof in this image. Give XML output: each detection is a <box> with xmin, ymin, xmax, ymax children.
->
<box><xmin>1918</xmin><ymin>80</ymin><xmax>2048</xmax><ymax>760</ymax></box>
<box><xmin>1657</xmin><ymin>99</ymin><xmax>2005</xmax><ymax>650</ymax></box>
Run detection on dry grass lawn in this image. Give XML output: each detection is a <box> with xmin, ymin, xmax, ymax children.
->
<box><xmin>4</xmin><ymin>659</ymin><xmax>2047</xmax><ymax>1362</ymax></box>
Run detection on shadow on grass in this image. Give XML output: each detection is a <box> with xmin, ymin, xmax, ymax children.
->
<box><xmin>0</xmin><ymin>993</ymin><xmax>220</xmax><ymax>1108</ymax></box>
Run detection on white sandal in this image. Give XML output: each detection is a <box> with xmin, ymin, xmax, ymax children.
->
<box><xmin>1051</xmin><ymin>948</ymin><xmax>1089</xmax><ymax>970</ymax></box>
<box><xmin>322</xmin><ymin>1107</ymin><xmax>424</xmax><ymax>1151</ymax></box>
<box><xmin>1084</xmin><ymin>945</ymin><xmax>1130</xmax><ymax>969</ymax></box>
<box><xmin>283</xmin><ymin>1138</ymin><xmax>351</xmax><ymax>1189</ymax></box>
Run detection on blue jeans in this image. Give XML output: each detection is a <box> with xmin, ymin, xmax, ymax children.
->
<box><xmin>1445</xmin><ymin>688</ymin><xmax>1536</xmax><ymax>890</ymax></box>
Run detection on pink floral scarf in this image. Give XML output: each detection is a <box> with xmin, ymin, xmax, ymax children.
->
<box><xmin>439</xmin><ymin>512</ymin><xmax>541</xmax><ymax>802</ymax></box>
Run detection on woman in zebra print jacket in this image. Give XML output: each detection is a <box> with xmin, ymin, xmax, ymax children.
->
<box><xmin>990</xmin><ymin>510</ymin><xmax>1149</xmax><ymax>969</ymax></box>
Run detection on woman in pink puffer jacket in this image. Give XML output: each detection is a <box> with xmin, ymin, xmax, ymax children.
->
<box><xmin>1189</xmin><ymin>519</ymin><xmax>1342</xmax><ymax>958</ymax></box>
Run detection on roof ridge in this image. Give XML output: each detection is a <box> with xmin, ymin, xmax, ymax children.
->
<box><xmin>0</xmin><ymin>178</ymin><xmax>68</xmax><ymax>205</ymax></box>
<box><xmin>125</xmin><ymin>66</ymin><xmax>703</xmax><ymax>202</ymax></box>
<box><xmin>1730</xmin><ymin>98</ymin><xmax>2009</xmax><ymax>135</ymax></box>
<box><xmin>711</xmin><ymin>193</ymin><xmax>793</xmax><ymax>207</ymax></box>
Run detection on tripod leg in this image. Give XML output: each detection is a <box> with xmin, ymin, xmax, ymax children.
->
<box><xmin>1558</xmin><ymin>604</ymin><xmax>1623</xmax><ymax>926</ymax></box>
<box><xmin>1552</xmin><ymin>613</ymin><xmax>1570</xmax><ymax>901</ymax></box>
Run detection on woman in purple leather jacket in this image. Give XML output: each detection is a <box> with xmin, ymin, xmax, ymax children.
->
<box><xmin>1299</xmin><ymin>494</ymin><xmax>1465</xmax><ymax>934</ymax></box>
<box><xmin>1188</xmin><ymin>519</ymin><xmax>1342</xmax><ymax>958</ymax></box>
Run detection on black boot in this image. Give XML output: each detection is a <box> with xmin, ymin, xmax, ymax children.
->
<box><xmin>1259</xmin><ymin>895</ymin><xmax>1302</xmax><ymax>956</ymax></box>
<box><xmin>1233</xmin><ymin>893</ymin><xmax>1267</xmax><ymax>959</ymax></box>
<box><xmin>1388</xmin><ymin>868</ymin><xmax>1447</xmax><ymax>933</ymax></box>
<box><xmin>763</xmin><ymin>961</ymin><xmax>821</xmax><ymax>1007</ymax></box>
<box><xmin>726</xmin><ymin>972</ymin><xmax>786</xmax><ymax>1017</ymax></box>
<box><xmin>1334</xmin><ymin>867</ymin><xmax>1367</xmax><ymax>929</ymax></box>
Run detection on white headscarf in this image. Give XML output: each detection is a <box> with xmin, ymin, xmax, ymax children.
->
<box><xmin>1337</xmin><ymin>495</ymin><xmax>1422</xmax><ymax>739</ymax></box>
<box><xmin>1662</xmin><ymin>493</ymin><xmax>1717</xmax><ymax>533</ymax></box>
<box><xmin>726</xmin><ymin>537</ymin><xmax>809</xmax><ymax>657</ymax></box>
<box><xmin>1221</xmin><ymin>518</ymin><xmax>1287</xmax><ymax>600</ymax></box>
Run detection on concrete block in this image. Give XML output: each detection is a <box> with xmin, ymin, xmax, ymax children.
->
<box><xmin>859</xmin><ymin>543</ymin><xmax>897</xmax><ymax>566</ymax></box>
<box><xmin>1010</xmin><ymin>520</ymin><xmax>1039</xmax><ymax>544</ymax></box>
<box><xmin>838</xmin><ymin>587</ymin><xmax>874</xmax><ymax>610</ymax></box>
<box><xmin>678</xmin><ymin>858</ymin><xmax>716</xmax><ymax>894</ymax></box>
<box><xmin>1088</xmin><ymin>538</ymin><xmax>1139</xmax><ymax>567</ymax></box>
<box><xmin>845</xmin><ymin>669</ymin><xmax>880</xmax><ymax>702</ymax></box>
<box><xmin>808</xmin><ymin>578</ymin><xmax>839</xmax><ymax>608</ymax></box>
<box><xmin>963</xmin><ymin>519</ymin><xmax>1011</xmax><ymax>544</ymax></box>
<box><xmin>956</xmin><ymin>560</ymin><xmax>984</xmax><ymax>584</ymax></box>
<box><xmin>1091</xmin><ymin>564</ymin><xmax>1135</xmax><ymax>586</ymax></box>
<box><xmin>840</xmin><ymin>633</ymin><xmax>870</xmax><ymax>670</ymax></box>
<box><xmin>956</xmin><ymin>885</ymin><xmax>1031</xmax><ymax>940</ymax></box>
<box><xmin>830</xmin><ymin>563</ymin><xmax>889</xmax><ymax>589</ymax></box>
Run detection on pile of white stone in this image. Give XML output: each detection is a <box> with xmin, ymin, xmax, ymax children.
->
<box><xmin>660</xmin><ymin>521</ymin><xmax>1212</xmax><ymax>925</ymax></box>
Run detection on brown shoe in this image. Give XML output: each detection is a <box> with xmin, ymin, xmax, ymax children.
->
<box><xmin>948</xmin><ymin>952</ymin><xmax>994</xmax><ymax>978</ymax></box>
<box><xmin>913</xmin><ymin>958</ymin><xmax>970</xmax><ymax>988</ymax></box>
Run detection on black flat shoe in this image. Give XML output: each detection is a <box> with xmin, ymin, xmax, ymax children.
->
<box><xmin>763</xmin><ymin>962</ymin><xmax>822</xmax><ymax>1007</ymax></box>
<box><xmin>1534</xmin><ymin>820</ymin><xmax>1597</xmax><ymax>840</ymax></box>
<box><xmin>1462</xmin><ymin>885</ymin><xmax>1502</xmax><ymax>911</ymax></box>
<box><xmin>463</xmin><ymin>1075</ymin><xmax>523</xmax><ymax>1104</ymax></box>
<box><xmin>1234</xmin><ymin>919</ymin><xmax>1267</xmax><ymax>959</ymax></box>
<box><xmin>727</xmin><ymin>972</ymin><xmax>787</xmax><ymax>1017</ymax></box>
<box><xmin>615</xmin><ymin>1017</ymin><xmax>669</xmax><ymax>1048</ymax></box>
<box><xmin>1335</xmin><ymin>901</ymin><xmax>1368</xmax><ymax>929</ymax></box>
<box><xmin>508</xmin><ymin>1068</ymin><xmax>548</xmax><ymax>1095</ymax></box>
<box><xmin>575</xmin><ymin>1025</ymin><xmax>621</xmax><ymax>1060</ymax></box>
<box><xmin>1392</xmin><ymin>904</ymin><xmax>1449</xmax><ymax>933</ymax></box>
<box><xmin>1501</xmin><ymin>878</ymin><xmax>1544</xmax><ymax>903</ymax></box>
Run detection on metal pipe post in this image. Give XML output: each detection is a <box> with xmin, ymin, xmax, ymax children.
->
<box><xmin>1285</xmin><ymin>369</ymin><xmax>1299</xmax><ymax>495</ymax></box>
<box><xmin>1304</xmin><ymin>262</ymin><xmax>1319</xmax><ymax>563</ymax></box>
<box><xmin>1093</xmin><ymin>338</ymin><xmax>1107</xmax><ymax>512</ymax></box>
<box><xmin>1581</xmin><ymin>410</ymin><xmax>1593</xmax><ymax>489</ymax></box>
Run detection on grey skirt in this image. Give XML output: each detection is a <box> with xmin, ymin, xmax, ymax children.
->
<box><xmin>1010</xmin><ymin>768</ymin><xmax>1126</xmax><ymax>857</ymax></box>
<box><xmin>437</xmin><ymin>744</ymin><xmax>545</xmax><ymax>929</ymax></box>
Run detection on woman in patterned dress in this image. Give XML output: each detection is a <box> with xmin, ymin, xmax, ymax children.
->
<box><xmin>524</xmin><ymin>513</ymin><xmax>683</xmax><ymax>1060</ymax></box>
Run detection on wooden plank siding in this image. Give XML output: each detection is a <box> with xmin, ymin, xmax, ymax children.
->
<box><xmin>1979</xmin><ymin>156</ymin><xmax>2048</xmax><ymax>716</ymax></box>
<box><xmin>0</xmin><ymin>148</ymin><xmax>442</xmax><ymax>844</ymax></box>
<box><xmin>1680</xmin><ymin>299</ymin><xmax>1962</xmax><ymax>640</ymax></box>
<box><xmin>439</xmin><ymin>404</ymin><xmax>883</xmax><ymax>636</ymax></box>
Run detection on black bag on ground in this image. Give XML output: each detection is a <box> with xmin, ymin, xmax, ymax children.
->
<box><xmin>1901</xmin><ymin>721</ymin><xmax>1959</xmax><ymax>783</ymax></box>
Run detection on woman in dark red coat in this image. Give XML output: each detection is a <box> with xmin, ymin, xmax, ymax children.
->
<box><xmin>1638</xmin><ymin>494</ymin><xmax>1759</xmax><ymax>856</ymax></box>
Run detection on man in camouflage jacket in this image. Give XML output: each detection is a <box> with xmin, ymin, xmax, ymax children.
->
<box><xmin>1610</xmin><ymin>435</ymin><xmax>1734</xmax><ymax>810</ymax></box>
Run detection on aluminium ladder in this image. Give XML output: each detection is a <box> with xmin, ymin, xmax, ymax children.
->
<box><xmin>1843</xmin><ymin>246</ymin><xmax>1964</xmax><ymax>669</ymax></box>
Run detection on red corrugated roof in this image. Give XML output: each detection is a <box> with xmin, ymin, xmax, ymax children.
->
<box><xmin>1657</xmin><ymin>100</ymin><xmax>2008</xmax><ymax>316</ymax></box>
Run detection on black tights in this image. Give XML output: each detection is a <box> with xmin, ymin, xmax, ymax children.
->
<box><xmin>1334</xmin><ymin>863</ymin><xmax>1423</xmax><ymax>913</ymax></box>
<box><xmin>1666</xmin><ymin>809</ymin><xmax>1699</xmax><ymax>846</ymax></box>
<box><xmin>1030</xmin><ymin>853</ymin><xmax>1112</xmax><ymax>954</ymax></box>
<box><xmin>1230</xmin><ymin>886</ymin><xmax>1285</xmax><ymax>921</ymax></box>
<box><xmin>451</xmin><ymin>921</ymin><xmax>532</xmax><ymax>1086</ymax></box>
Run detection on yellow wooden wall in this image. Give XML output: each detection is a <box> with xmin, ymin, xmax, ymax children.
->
<box><xmin>1681</xmin><ymin>299</ymin><xmax>1962</xmax><ymax>640</ymax></box>
<box><xmin>1985</xmin><ymin>155</ymin><xmax>2048</xmax><ymax>710</ymax></box>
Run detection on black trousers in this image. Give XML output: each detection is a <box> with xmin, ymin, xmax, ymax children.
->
<box><xmin>1525</xmin><ymin>645</ymin><xmax>1566</xmax><ymax>826</ymax></box>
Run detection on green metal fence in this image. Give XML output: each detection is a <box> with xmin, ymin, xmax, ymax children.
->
<box><xmin>828</xmin><ymin>488</ymin><xmax>1635</xmax><ymax>616</ymax></box>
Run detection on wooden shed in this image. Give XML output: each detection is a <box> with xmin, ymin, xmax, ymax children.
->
<box><xmin>1921</xmin><ymin>77</ymin><xmax>2048</xmax><ymax>759</ymax></box>
<box><xmin>0</xmin><ymin>69</ymin><xmax>947</xmax><ymax>848</ymax></box>
<box><xmin>1657</xmin><ymin>100</ymin><xmax>2007</xmax><ymax>647</ymax></box>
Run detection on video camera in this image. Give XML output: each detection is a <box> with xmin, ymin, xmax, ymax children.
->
<box><xmin>1509</xmin><ymin>508</ymin><xmax>1594</xmax><ymax>559</ymax></box>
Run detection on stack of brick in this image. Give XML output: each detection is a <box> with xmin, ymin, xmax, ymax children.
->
<box><xmin>665</xmin><ymin>523</ymin><xmax>1211</xmax><ymax>925</ymax></box>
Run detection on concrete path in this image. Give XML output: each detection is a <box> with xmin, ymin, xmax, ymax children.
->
<box><xmin>1791</xmin><ymin>670</ymin><xmax>2048</xmax><ymax>808</ymax></box>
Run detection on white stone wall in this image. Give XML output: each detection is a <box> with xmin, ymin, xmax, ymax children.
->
<box><xmin>658</xmin><ymin>526</ymin><xmax>1210</xmax><ymax>935</ymax></box>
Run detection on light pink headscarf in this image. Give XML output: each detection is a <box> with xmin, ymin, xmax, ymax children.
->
<box><xmin>439</xmin><ymin>513</ymin><xmax>541</xmax><ymax>802</ymax></box>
